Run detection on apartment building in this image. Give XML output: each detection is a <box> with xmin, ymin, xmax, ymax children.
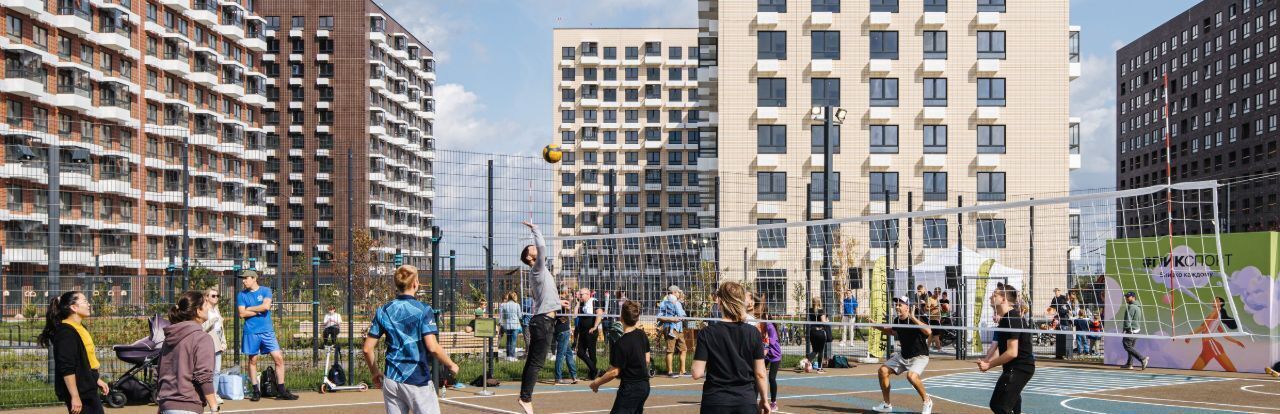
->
<box><xmin>552</xmin><ymin>28</ymin><xmax>703</xmax><ymax>305</ymax></box>
<box><xmin>255</xmin><ymin>0</ymin><xmax>437</xmax><ymax>268</ymax></box>
<box><xmin>1116</xmin><ymin>0</ymin><xmax>1280</xmax><ymax>233</ymax></box>
<box><xmin>0</xmin><ymin>0</ymin><xmax>270</xmax><ymax>307</ymax></box>
<box><xmin>698</xmin><ymin>0</ymin><xmax>1080</xmax><ymax>311</ymax></box>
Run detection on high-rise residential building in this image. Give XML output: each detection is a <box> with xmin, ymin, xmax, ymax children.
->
<box><xmin>552</xmin><ymin>28</ymin><xmax>703</xmax><ymax>301</ymax></box>
<box><xmin>699</xmin><ymin>0</ymin><xmax>1081</xmax><ymax>310</ymax></box>
<box><xmin>1116</xmin><ymin>0</ymin><xmax>1280</xmax><ymax>233</ymax></box>
<box><xmin>0</xmin><ymin>0</ymin><xmax>271</xmax><ymax>306</ymax></box>
<box><xmin>255</xmin><ymin>1</ymin><xmax>437</xmax><ymax>268</ymax></box>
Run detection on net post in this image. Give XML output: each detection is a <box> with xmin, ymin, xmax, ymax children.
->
<box><xmin>907</xmin><ymin>192</ymin><xmax>914</xmax><ymax>308</ymax></box>
<box><xmin>883</xmin><ymin>190</ymin><xmax>894</xmax><ymax>354</ymax></box>
<box><xmin>1029</xmin><ymin>202</ymin><xmax>1035</xmax><ymax>315</ymax></box>
<box><xmin>955</xmin><ymin>195</ymin><xmax>965</xmax><ymax>360</ymax></box>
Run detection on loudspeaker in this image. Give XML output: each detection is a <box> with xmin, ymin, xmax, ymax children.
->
<box><xmin>945</xmin><ymin>266</ymin><xmax>960</xmax><ymax>290</ymax></box>
<box><xmin>847</xmin><ymin>268</ymin><xmax>863</xmax><ymax>290</ymax></box>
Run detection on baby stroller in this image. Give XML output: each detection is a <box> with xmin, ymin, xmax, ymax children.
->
<box><xmin>105</xmin><ymin>315</ymin><xmax>169</xmax><ymax>408</ymax></box>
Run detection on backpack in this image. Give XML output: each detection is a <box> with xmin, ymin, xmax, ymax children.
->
<box><xmin>259</xmin><ymin>366</ymin><xmax>278</xmax><ymax>398</ymax></box>
<box><xmin>831</xmin><ymin>355</ymin><xmax>852</xmax><ymax>369</ymax></box>
<box><xmin>327</xmin><ymin>361</ymin><xmax>347</xmax><ymax>387</ymax></box>
<box><xmin>469</xmin><ymin>375</ymin><xmax>500</xmax><ymax>388</ymax></box>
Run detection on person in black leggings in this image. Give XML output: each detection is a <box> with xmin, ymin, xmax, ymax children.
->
<box><xmin>806</xmin><ymin>297</ymin><xmax>830</xmax><ymax>372</ymax></box>
<box><xmin>693</xmin><ymin>282</ymin><xmax>770</xmax><ymax>414</ymax></box>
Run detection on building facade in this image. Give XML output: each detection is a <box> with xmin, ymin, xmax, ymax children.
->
<box><xmin>552</xmin><ymin>28</ymin><xmax>704</xmax><ymax>307</ymax></box>
<box><xmin>1</xmin><ymin>0</ymin><xmax>270</xmax><ymax>310</ymax></box>
<box><xmin>699</xmin><ymin>0</ymin><xmax>1080</xmax><ymax>312</ymax></box>
<box><xmin>1116</xmin><ymin>0</ymin><xmax>1280</xmax><ymax>233</ymax></box>
<box><xmin>255</xmin><ymin>0</ymin><xmax>437</xmax><ymax>271</ymax></box>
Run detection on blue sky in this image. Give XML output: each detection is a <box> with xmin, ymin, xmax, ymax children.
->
<box><xmin>377</xmin><ymin>0</ymin><xmax>1201</xmax><ymax>192</ymax></box>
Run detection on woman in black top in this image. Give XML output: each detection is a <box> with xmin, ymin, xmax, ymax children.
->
<box><xmin>37</xmin><ymin>291</ymin><xmax>109</xmax><ymax>414</ymax></box>
<box><xmin>692</xmin><ymin>281</ymin><xmax>771</xmax><ymax>414</ymax></box>
<box><xmin>805</xmin><ymin>297</ymin><xmax>830</xmax><ymax>372</ymax></box>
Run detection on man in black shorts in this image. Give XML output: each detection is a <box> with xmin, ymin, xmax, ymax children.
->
<box><xmin>978</xmin><ymin>285</ymin><xmax>1035</xmax><ymax>414</ymax></box>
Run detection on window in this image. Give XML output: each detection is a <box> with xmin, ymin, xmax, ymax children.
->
<box><xmin>561</xmin><ymin>46</ymin><xmax>575</xmax><ymax>60</ymax></box>
<box><xmin>924</xmin><ymin>78</ymin><xmax>947</xmax><ymax>106</ymax></box>
<box><xmin>757</xmin><ymin>219</ymin><xmax>786</xmax><ymax>248</ymax></box>
<box><xmin>924</xmin><ymin>219</ymin><xmax>947</xmax><ymax>248</ymax></box>
<box><xmin>291</xmin><ymin>16</ymin><xmax>304</xmax><ymax>28</ymax></box>
<box><xmin>870</xmin><ymin>78</ymin><xmax>899</xmax><ymax>106</ymax></box>
<box><xmin>870</xmin><ymin>219</ymin><xmax>899</xmax><ymax>249</ymax></box>
<box><xmin>924</xmin><ymin>172</ymin><xmax>947</xmax><ymax>201</ymax></box>
<box><xmin>870</xmin><ymin>31</ymin><xmax>899</xmax><ymax>59</ymax></box>
<box><xmin>811</xmin><ymin>125</ymin><xmax>840</xmax><ymax>154</ymax></box>
<box><xmin>812</xmin><ymin>31</ymin><xmax>840</xmax><ymax>59</ymax></box>
<box><xmin>758</xmin><ymin>31</ymin><xmax>786</xmax><ymax>59</ymax></box>
<box><xmin>977</xmin><ymin>172</ymin><xmax>1006</xmax><ymax>201</ymax></box>
<box><xmin>978</xmin><ymin>125</ymin><xmax>1006</xmax><ymax>153</ymax></box>
<box><xmin>977</xmin><ymin>31</ymin><xmax>1007</xmax><ymax>59</ymax></box>
<box><xmin>870</xmin><ymin>125</ymin><xmax>898</xmax><ymax>153</ymax></box>
<box><xmin>668</xmin><ymin>46</ymin><xmax>681</xmax><ymax>59</ymax></box>
<box><xmin>977</xmin><ymin>78</ymin><xmax>1006</xmax><ymax>106</ymax></box>
<box><xmin>870</xmin><ymin>172</ymin><xmax>898</xmax><ymax>201</ymax></box>
<box><xmin>870</xmin><ymin>0</ymin><xmax>898</xmax><ymax>13</ymax></box>
<box><xmin>604</xmin><ymin>47</ymin><xmax>616</xmax><ymax>60</ymax></box>
<box><xmin>977</xmin><ymin>219</ymin><xmax>1007</xmax><ymax>248</ymax></box>
<box><xmin>644</xmin><ymin>41</ymin><xmax>661</xmax><ymax>56</ymax></box>
<box><xmin>757</xmin><ymin>172</ymin><xmax>786</xmax><ymax>201</ymax></box>
<box><xmin>758</xmin><ymin>125</ymin><xmax>786</xmax><ymax>154</ymax></box>
<box><xmin>625</xmin><ymin>46</ymin><xmax>638</xmax><ymax>60</ymax></box>
<box><xmin>810</xmin><ymin>172</ymin><xmax>840</xmax><ymax>201</ymax></box>
<box><xmin>923</xmin><ymin>31</ymin><xmax>947</xmax><ymax>59</ymax></box>
<box><xmin>6</xmin><ymin>16</ymin><xmax>21</xmax><ymax>40</ymax></box>
<box><xmin>924</xmin><ymin>125</ymin><xmax>947</xmax><ymax>153</ymax></box>
<box><xmin>812</xmin><ymin>78</ymin><xmax>840</xmax><ymax>106</ymax></box>
<box><xmin>758</xmin><ymin>78</ymin><xmax>787</xmax><ymax>107</ymax></box>
<box><xmin>924</xmin><ymin>0</ymin><xmax>947</xmax><ymax>13</ymax></box>
<box><xmin>319</xmin><ymin>16</ymin><xmax>334</xmax><ymax>29</ymax></box>
<box><xmin>759</xmin><ymin>0</ymin><xmax>786</xmax><ymax>13</ymax></box>
<box><xmin>813</xmin><ymin>0</ymin><xmax>839</xmax><ymax>13</ymax></box>
<box><xmin>977</xmin><ymin>0</ymin><xmax>1006</xmax><ymax>13</ymax></box>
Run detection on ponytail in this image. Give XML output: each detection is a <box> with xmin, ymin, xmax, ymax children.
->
<box><xmin>37</xmin><ymin>291</ymin><xmax>81</xmax><ymax>347</ymax></box>
<box><xmin>168</xmin><ymin>291</ymin><xmax>206</xmax><ymax>324</ymax></box>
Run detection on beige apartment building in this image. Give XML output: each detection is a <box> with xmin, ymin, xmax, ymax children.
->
<box><xmin>697</xmin><ymin>0</ymin><xmax>1082</xmax><ymax>314</ymax></box>
<box><xmin>552</xmin><ymin>28</ymin><xmax>703</xmax><ymax>308</ymax></box>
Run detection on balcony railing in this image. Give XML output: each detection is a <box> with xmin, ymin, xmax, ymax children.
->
<box><xmin>58</xmin><ymin>7</ymin><xmax>92</xmax><ymax>22</ymax></box>
<box><xmin>57</xmin><ymin>83</ymin><xmax>93</xmax><ymax>98</ymax></box>
<box><xmin>6</xmin><ymin>68</ymin><xmax>48</xmax><ymax>85</ymax></box>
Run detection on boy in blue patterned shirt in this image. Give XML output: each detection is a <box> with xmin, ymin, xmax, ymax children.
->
<box><xmin>363</xmin><ymin>265</ymin><xmax>459</xmax><ymax>414</ymax></box>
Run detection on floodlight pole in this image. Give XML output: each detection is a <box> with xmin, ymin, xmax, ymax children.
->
<box><xmin>822</xmin><ymin>106</ymin><xmax>834</xmax><ymax>313</ymax></box>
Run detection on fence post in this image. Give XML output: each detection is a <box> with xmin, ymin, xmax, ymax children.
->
<box><xmin>346</xmin><ymin>150</ymin><xmax>355</xmax><ymax>372</ymax></box>
<box><xmin>429</xmin><ymin>226</ymin><xmax>441</xmax><ymax>390</ymax></box>
<box><xmin>884</xmin><ymin>190</ymin><xmax>894</xmax><ymax>354</ymax></box>
<box><xmin>181</xmin><ymin>135</ymin><xmax>190</xmax><ymax>292</ymax></box>
<box><xmin>449</xmin><ymin>249</ymin><xmax>456</xmax><ymax>332</ymax></box>
<box><xmin>1029</xmin><ymin>203</ymin><xmax>1035</xmax><ymax>315</ymax></box>
<box><xmin>907</xmin><ymin>192</ymin><xmax>914</xmax><ymax>302</ymax></box>
<box><xmin>956</xmin><ymin>195</ymin><xmax>965</xmax><ymax>360</ymax></box>
<box><xmin>312</xmin><ymin>256</ymin><xmax>320</xmax><ymax>365</ymax></box>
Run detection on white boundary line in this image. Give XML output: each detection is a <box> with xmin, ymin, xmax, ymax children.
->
<box><xmin>1065</xmin><ymin>394</ymin><xmax>1272</xmax><ymax>414</ymax></box>
<box><xmin>220</xmin><ymin>401</ymin><xmax>384</xmax><ymax>413</ymax></box>
<box><xmin>441</xmin><ymin>398</ymin><xmax>523</xmax><ymax>414</ymax></box>
<box><xmin>1091</xmin><ymin>393</ymin><xmax>1280</xmax><ymax>411</ymax></box>
<box><xmin>1240</xmin><ymin>384</ymin><xmax>1280</xmax><ymax>396</ymax></box>
<box><xmin>1059</xmin><ymin>397</ymin><xmax>1108</xmax><ymax>414</ymax></box>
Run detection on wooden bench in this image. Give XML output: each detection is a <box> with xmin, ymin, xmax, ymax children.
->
<box><xmin>436</xmin><ymin>331</ymin><xmax>488</xmax><ymax>355</ymax></box>
<box><xmin>293</xmin><ymin>321</ymin><xmax>373</xmax><ymax>339</ymax></box>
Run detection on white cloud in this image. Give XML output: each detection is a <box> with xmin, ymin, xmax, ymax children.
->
<box><xmin>544</xmin><ymin>0</ymin><xmax>697</xmax><ymax>27</ymax></box>
<box><xmin>377</xmin><ymin>0</ymin><xmax>465</xmax><ymax>63</ymax></box>
<box><xmin>434</xmin><ymin>83</ymin><xmax>542</xmax><ymax>155</ymax></box>
<box><xmin>1070</xmin><ymin>53</ymin><xmax>1118</xmax><ymax>190</ymax></box>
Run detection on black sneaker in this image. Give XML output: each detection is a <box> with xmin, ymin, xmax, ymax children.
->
<box><xmin>275</xmin><ymin>388</ymin><xmax>300</xmax><ymax>400</ymax></box>
<box><xmin>248</xmin><ymin>389</ymin><xmax>260</xmax><ymax>402</ymax></box>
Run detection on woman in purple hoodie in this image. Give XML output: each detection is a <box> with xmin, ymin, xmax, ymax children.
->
<box><xmin>156</xmin><ymin>291</ymin><xmax>220</xmax><ymax>414</ymax></box>
<box><xmin>753</xmin><ymin>295</ymin><xmax>782</xmax><ymax>412</ymax></box>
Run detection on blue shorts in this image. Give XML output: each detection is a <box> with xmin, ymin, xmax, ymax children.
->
<box><xmin>241</xmin><ymin>331</ymin><xmax>281</xmax><ymax>356</ymax></box>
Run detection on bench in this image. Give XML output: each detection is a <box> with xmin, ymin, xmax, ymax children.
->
<box><xmin>436</xmin><ymin>331</ymin><xmax>488</xmax><ymax>355</ymax></box>
<box><xmin>293</xmin><ymin>321</ymin><xmax>373</xmax><ymax>339</ymax></box>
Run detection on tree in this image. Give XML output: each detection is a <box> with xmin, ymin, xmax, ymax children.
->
<box><xmin>332</xmin><ymin>229</ymin><xmax>392</xmax><ymax>318</ymax></box>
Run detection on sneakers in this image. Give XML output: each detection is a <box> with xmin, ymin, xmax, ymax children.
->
<box><xmin>1265</xmin><ymin>367</ymin><xmax>1279</xmax><ymax>377</ymax></box>
<box><xmin>275</xmin><ymin>388</ymin><xmax>300</xmax><ymax>401</ymax></box>
<box><xmin>1122</xmin><ymin>365</ymin><xmax>1133</xmax><ymax>370</ymax></box>
<box><xmin>1140</xmin><ymin>357</ymin><xmax>1150</xmax><ymax>371</ymax></box>
<box><xmin>248</xmin><ymin>388</ymin><xmax>260</xmax><ymax>402</ymax></box>
<box><xmin>872</xmin><ymin>402</ymin><xmax>893</xmax><ymax>413</ymax></box>
<box><xmin>555</xmin><ymin>379</ymin><xmax>574</xmax><ymax>385</ymax></box>
<box><xmin>769</xmin><ymin>402</ymin><xmax>778</xmax><ymax>412</ymax></box>
<box><xmin>922</xmin><ymin>399</ymin><xmax>934</xmax><ymax>414</ymax></box>
<box><xmin>668</xmin><ymin>372</ymin><xmax>679</xmax><ymax>379</ymax></box>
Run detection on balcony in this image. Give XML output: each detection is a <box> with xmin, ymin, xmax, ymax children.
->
<box><xmin>810</xmin><ymin>11</ymin><xmax>833</xmax><ymax>26</ymax></box>
<box><xmin>977</xmin><ymin>59</ymin><xmax>1000</xmax><ymax>73</ymax></box>
<box><xmin>1</xmin><ymin>0</ymin><xmax>45</xmax><ymax>16</ymax></box>
<box><xmin>158</xmin><ymin>52</ymin><xmax>192</xmax><ymax>76</ymax></box>
<box><xmin>977</xmin><ymin>154</ymin><xmax>1001</xmax><ymax>168</ymax></box>
<box><xmin>160</xmin><ymin>0</ymin><xmax>189</xmax><ymax>10</ymax></box>
<box><xmin>977</xmin><ymin>107</ymin><xmax>1001</xmax><ymax>120</ymax></box>
<box><xmin>923</xmin><ymin>12</ymin><xmax>946</xmax><ymax>26</ymax></box>
<box><xmin>869</xmin><ymin>107</ymin><xmax>891</xmax><ymax>120</ymax></box>
<box><xmin>869</xmin><ymin>59</ymin><xmax>892</xmax><ymax>73</ymax></box>
<box><xmin>756</xmin><ymin>11</ymin><xmax>779</xmax><ymax>26</ymax></box>
<box><xmin>0</xmin><ymin>69</ymin><xmax>48</xmax><ymax>98</ymax></box>
<box><xmin>94</xmin><ymin>97</ymin><xmax>133</xmax><ymax>123</ymax></box>
<box><xmin>49</xmin><ymin>7</ymin><xmax>94</xmax><ymax>35</ymax></box>
<box><xmin>54</xmin><ymin>83</ymin><xmax>95</xmax><ymax>112</ymax></box>
<box><xmin>187</xmin><ymin>0</ymin><xmax>219</xmax><ymax>24</ymax></box>
<box><xmin>922</xmin><ymin>59</ymin><xmax>945</xmax><ymax>74</ymax></box>
<box><xmin>757</xmin><ymin>59</ymin><xmax>780</xmax><ymax>73</ymax></box>
<box><xmin>87</xmin><ymin>24</ymin><xmax>132</xmax><ymax>51</ymax></box>
<box><xmin>923</xmin><ymin>107</ymin><xmax>945</xmax><ymax>120</ymax></box>
<box><xmin>190</xmin><ymin>64</ymin><xmax>219</xmax><ymax>86</ymax></box>
<box><xmin>869</xmin><ymin>12</ymin><xmax>892</xmax><ymax>27</ymax></box>
<box><xmin>811</xmin><ymin>59</ymin><xmax>834</xmax><ymax>73</ymax></box>
<box><xmin>1069</xmin><ymin>117</ymin><xmax>1082</xmax><ymax>170</ymax></box>
<box><xmin>977</xmin><ymin>12</ymin><xmax>1000</xmax><ymax>27</ymax></box>
<box><xmin>756</xmin><ymin>107</ymin><xmax>779</xmax><ymax>120</ymax></box>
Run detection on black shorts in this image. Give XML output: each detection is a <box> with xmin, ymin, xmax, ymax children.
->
<box><xmin>611</xmin><ymin>381</ymin><xmax>650</xmax><ymax>414</ymax></box>
<box><xmin>700</xmin><ymin>404</ymin><xmax>757</xmax><ymax>414</ymax></box>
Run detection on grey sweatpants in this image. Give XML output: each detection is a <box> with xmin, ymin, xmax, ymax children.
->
<box><xmin>382</xmin><ymin>379</ymin><xmax>440</xmax><ymax>414</ymax></box>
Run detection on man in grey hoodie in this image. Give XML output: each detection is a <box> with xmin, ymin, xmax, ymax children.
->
<box><xmin>1120</xmin><ymin>292</ymin><xmax>1149</xmax><ymax>370</ymax></box>
<box><xmin>517</xmin><ymin>221</ymin><xmax>562</xmax><ymax>414</ymax></box>
<box><xmin>157</xmin><ymin>291</ymin><xmax>220</xmax><ymax>414</ymax></box>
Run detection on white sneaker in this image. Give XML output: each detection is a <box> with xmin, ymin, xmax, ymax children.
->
<box><xmin>872</xmin><ymin>402</ymin><xmax>893</xmax><ymax>412</ymax></box>
<box><xmin>921</xmin><ymin>399</ymin><xmax>933</xmax><ymax>414</ymax></box>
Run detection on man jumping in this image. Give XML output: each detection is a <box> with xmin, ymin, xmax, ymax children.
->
<box><xmin>518</xmin><ymin>221</ymin><xmax>562</xmax><ymax>414</ymax></box>
<box><xmin>236</xmin><ymin>271</ymin><xmax>298</xmax><ymax>401</ymax></box>
<box><xmin>872</xmin><ymin>297</ymin><xmax>933</xmax><ymax>414</ymax></box>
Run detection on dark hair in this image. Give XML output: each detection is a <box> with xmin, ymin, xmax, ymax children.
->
<box><xmin>620</xmin><ymin>300</ymin><xmax>641</xmax><ymax>326</ymax></box>
<box><xmin>37</xmin><ymin>291</ymin><xmax>83</xmax><ymax>347</ymax></box>
<box><xmin>168</xmin><ymin>291</ymin><xmax>206</xmax><ymax>324</ymax></box>
<box><xmin>998</xmin><ymin>285</ymin><xmax>1019</xmax><ymax>303</ymax></box>
<box><xmin>520</xmin><ymin>245</ymin><xmax>536</xmax><ymax>266</ymax></box>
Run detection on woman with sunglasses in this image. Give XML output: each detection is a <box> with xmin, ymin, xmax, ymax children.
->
<box><xmin>202</xmin><ymin>288</ymin><xmax>228</xmax><ymax>376</ymax></box>
<box><xmin>38</xmin><ymin>291</ymin><xmax>109</xmax><ymax>414</ymax></box>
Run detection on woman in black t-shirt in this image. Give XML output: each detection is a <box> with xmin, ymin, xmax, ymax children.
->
<box><xmin>805</xmin><ymin>297</ymin><xmax>830</xmax><ymax>372</ymax></box>
<box><xmin>692</xmin><ymin>282</ymin><xmax>771</xmax><ymax>414</ymax></box>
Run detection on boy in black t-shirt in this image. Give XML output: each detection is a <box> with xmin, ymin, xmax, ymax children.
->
<box><xmin>590</xmin><ymin>300</ymin><xmax>650</xmax><ymax>414</ymax></box>
<box><xmin>978</xmin><ymin>285</ymin><xmax>1036</xmax><ymax>414</ymax></box>
<box><xmin>871</xmin><ymin>297</ymin><xmax>934</xmax><ymax>414</ymax></box>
